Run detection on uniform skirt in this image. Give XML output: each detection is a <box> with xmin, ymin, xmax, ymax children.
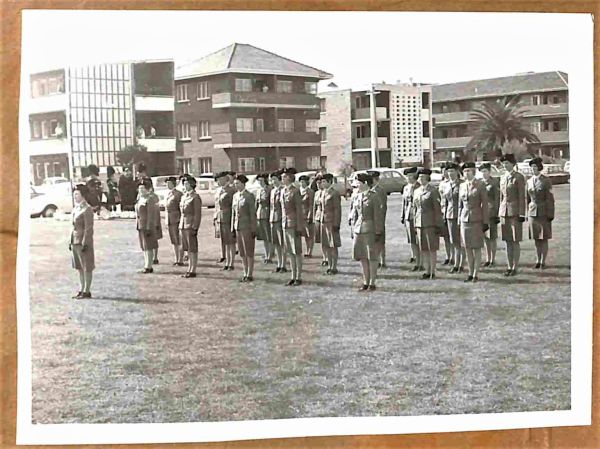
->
<box><xmin>304</xmin><ymin>222</ymin><xmax>315</xmax><ymax>240</ymax></box>
<box><xmin>72</xmin><ymin>243</ymin><xmax>95</xmax><ymax>271</ymax></box>
<box><xmin>529</xmin><ymin>217</ymin><xmax>552</xmax><ymax>240</ymax></box>
<box><xmin>168</xmin><ymin>224</ymin><xmax>181</xmax><ymax>245</ymax></box>
<box><xmin>156</xmin><ymin>222</ymin><xmax>163</xmax><ymax>240</ymax></box>
<box><xmin>461</xmin><ymin>222</ymin><xmax>484</xmax><ymax>249</ymax></box>
<box><xmin>320</xmin><ymin>223</ymin><xmax>341</xmax><ymax>248</ymax></box>
<box><xmin>314</xmin><ymin>222</ymin><xmax>322</xmax><ymax>244</ymax></box>
<box><xmin>405</xmin><ymin>220</ymin><xmax>418</xmax><ymax>244</ymax></box>
<box><xmin>181</xmin><ymin>229</ymin><xmax>198</xmax><ymax>253</ymax></box>
<box><xmin>446</xmin><ymin>218</ymin><xmax>461</xmax><ymax>245</ymax></box>
<box><xmin>283</xmin><ymin>228</ymin><xmax>303</xmax><ymax>255</ymax></box>
<box><xmin>271</xmin><ymin>221</ymin><xmax>284</xmax><ymax>246</ymax></box>
<box><xmin>417</xmin><ymin>227</ymin><xmax>439</xmax><ymax>251</ymax></box>
<box><xmin>501</xmin><ymin>217</ymin><xmax>523</xmax><ymax>242</ymax></box>
<box><xmin>352</xmin><ymin>233</ymin><xmax>376</xmax><ymax>261</ymax></box>
<box><xmin>236</xmin><ymin>230</ymin><xmax>256</xmax><ymax>258</ymax></box>
<box><xmin>138</xmin><ymin>229</ymin><xmax>158</xmax><ymax>251</ymax></box>
<box><xmin>256</xmin><ymin>219</ymin><xmax>271</xmax><ymax>242</ymax></box>
<box><xmin>219</xmin><ymin>222</ymin><xmax>236</xmax><ymax>245</ymax></box>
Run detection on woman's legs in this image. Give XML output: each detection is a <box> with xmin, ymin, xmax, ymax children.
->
<box><xmin>505</xmin><ymin>241</ymin><xmax>514</xmax><ymax>270</ymax></box>
<box><xmin>263</xmin><ymin>240</ymin><xmax>272</xmax><ymax>261</ymax></box>
<box><xmin>369</xmin><ymin>260</ymin><xmax>378</xmax><ymax>286</ymax></box>
<box><xmin>490</xmin><ymin>239</ymin><xmax>497</xmax><ymax>264</ymax></box>
<box><xmin>306</xmin><ymin>235</ymin><xmax>314</xmax><ymax>257</ymax></box>
<box><xmin>411</xmin><ymin>243</ymin><xmax>420</xmax><ymax>268</ymax></box>
<box><xmin>84</xmin><ymin>270</ymin><xmax>93</xmax><ymax>293</ymax></box>
<box><xmin>443</xmin><ymin>235</ymin><xmax>452</xmax><ymax>262</ymax></box>
<box><xmin>78</xmin><ymin>270</ymin><xmax>85</xmax><ymax>292</ymax></box>
<box><xmin>540</xmin><ymin>240</ymin><xmax>549</xmax><ymax>265</ymax></box>
<box><xmin>484</xmin><ymin>238</ymin><xmax>492</xmax><ymax>263</ymax></box>
<box><xmin>331</xmin><ymin>247</ymin><xmax>339</xmax><ymax>271</ymax></box>
<box><xmin>473</xmin><ymin>249</ymin><xmax>481</xmax><ymax>278</ymax></box>
<box><xmin>289</xmin><ymin>254</ymin><xmax>297</xmax><ymax>280</ymax></box>
<box><xmin>465</xmin><ymin>248</ymin><xmax>475</xmax><ymax>276</ymax></box>
<box><xmin>512</xmin><ymin>242</ymin><xmax>521</xmax><ymax>272</ymax></box>
<box><xmin>430</xmin><ymin>251</ymin><xmax>437</xmax><ymax>276</ymax></box>
<box><xmin>534</xmin><ymin>240</ymin><xmax>543</xmax><ymax>264</ymax></box>
<box><xmin>152</xmin><ymin>246</ymin><xmax>159</xmax><ymax>263</ymax></box>
<box><xmin>189</xmin><ymin>252</ymin><xmax>198</xmax><ymax>274</ymax></box>
<box><xmin>226</xmin><ymin>243</ymin><xmax>235</xmax><ymax>268</ymax></box>
<box><xmin>144</xmin><ymin>250</ymin><xmax>153</xmax><ymax>269</ymax></box>
<box><xmin>360</xmin><ymin>259</ymin><xmax>370</xmax><ymax>285</ymax></box>
<box><xmin>296</xmin><ymin>255</ymin><xmax>303</xmax><ymax>281</ymax></box>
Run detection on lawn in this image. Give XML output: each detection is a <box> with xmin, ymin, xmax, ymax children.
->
<box><xmin>28</xmin><ymin>185</ymin><xmax>571</xmax><ymax>423</ymax></box>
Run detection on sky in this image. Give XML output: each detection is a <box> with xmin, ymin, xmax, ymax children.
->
<box><xmin>21</xmin><ymin>10</ymin><xmax>592</xmax><ymax>90</ymax></box>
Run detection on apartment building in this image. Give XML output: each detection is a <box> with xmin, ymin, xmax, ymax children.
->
<box><xmin>431</xmin><ymin>71</ymin><xmax>569</xmax><ymax>161</ymax></box>
<box><xmin>27</xmin><ymin>60</ymin><xmax>176</xmax><ymax>185</ymax></box>
<box><xmin>318</xmin><ymin>83</ymin><xmax>433</xmax><ymax>172</ymax></box>
<box><xmin>174</xmin><ymin>43</ymin><xmax>332</xmax><ymax>175</ymax></box>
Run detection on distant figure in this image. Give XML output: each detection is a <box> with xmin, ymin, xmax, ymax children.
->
<box><xmin>118</xmin><ymin>166</ymin><xmax>137</xmax><ymax>212</ymax></box>
<box><xmin>179</xmin><ymin>174</ymin><xmax>202</xmax><ymax>278</ymax></box>
<box><xmin>136</xmin><ymin>125</ymin><xmax>146</xmax><ymax>139</ymax></box>
<box><xmin>69</xmin><ymin>184</ymin><xmax>95</xmax><ymax>299</ymax></box>
<box><xmin>105</xmin><ymin>166</ymin><xmax>119</xmax><ymax>212</ymax></box>
<box><xmin>85</xmin><ymin>164</ymin><xmax>103</xmax><ymax>213</ymax></box>
<box><xmin>149</xmin><ymin>126</ymin><xmax>157</xmax><ymax>138</ymax></box>
<box><xmin>136</xmin><ymin>162</ymin><xmax>148</xmax><ymax>181</ymax></box>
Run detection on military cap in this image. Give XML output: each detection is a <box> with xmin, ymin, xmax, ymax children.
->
<box><xmin>234</xmin><ymin>174</ymin><xmax>249</xmax><ymax>184</ymax></box>
<box><xmin>529</xmin><ymin>157</ymin><xmax>544</xmax><ymax>170</ymax></box>
<box><xmin>417</xmin><ymin>168</ymin><xmax>432</xmax><ymax>176</ymax></box>
<box><xmin>479</xmin><ymin>163</ymin><xmax>492</xmax><ymax>171</ymax></box>
<box><xmin>499</xmin><ymin>153</ymin><xmax>517</xmax><ymax>164</ymax></box>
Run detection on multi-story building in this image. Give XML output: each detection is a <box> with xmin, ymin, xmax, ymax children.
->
<box><xmin>318</xmin><ymin>83</ymin><xmax>433</xmax><ymax>172</ymax></box>
<box><xmin>431</xmin><ymin>71</ymin><xmax>569</xmax><ymax>161</ymax></box>
<box><xmin>174</xmin><ymin>43</ymin><xmax>332</xmax><ymax>175</ymax></box>
<box><xmin>27</xmin><ymin>60</ymin><xmax>176</xmax><ymax>185</ymax></box>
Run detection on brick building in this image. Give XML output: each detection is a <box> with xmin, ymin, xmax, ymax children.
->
<box><xmin>431</xmin><ymin>71</ymin><xmax>569</xmax><ymax>161</ymax></box>
<box><xmin>174</xmin><ymin>43</ymin><xmax>332</xmax><ymax>175</ymax></box>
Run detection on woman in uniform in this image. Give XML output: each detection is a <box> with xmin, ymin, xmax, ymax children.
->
<box><xmin>413</xmin><ymin>168</ymin><xmax>443</xmax><ymax>280</ymax></box>
<box><xmin>269</xmin><ymin>170</ymin><xmax>287</xmax><ymax>273</ymax></box>
<box><xmin>438</xmin><ymin>163</ymin><xmax>453</xmax><ymax>265</ymax></box>
<box><xmin>135</xmin><ymin>177</ymin><xmax>158</xmax><ymax>273</ymax></box>
<box><xmin>281</xmin><ymin>167</ymin><xmax>306</xmax><ymax>286</ymax></box>
<box><xmin>165</xmin><ymin>176</ymin><xmax>184</xmax><ymax>266</ymax></box>
<box><xmin>458</xmin><ymin>162</ymin><xmax>489</xmax><ymax>282</ymax></box>
<box><xmin>442</xmin><ymin>162</ymin><xmax>464</xmax><ymax>274</ymax></box>
<box><xmin>149</xmin><ymin>184</ymin><xmax>162</xmax><ymax>264</ymax></box>
<box><xmin>105</xmin><ymin>166</ymin><xmax>119</xmax><ymax>215</ymax></box>
<box><xmin>313</xmin><ymin>174</ymin><xmax>328</xmax><ymax>267</ymax></box>
<box><xmin>319</xmin><ymin>173</ymin><xmax>342</xmax><ymax>275</ymax></box>
<box><xmin>349</xmin><ymin>172</ymin><xmax>384</xmax><ymax>291</ymax></box>
<box><xmin>526</xmin><ymin>157</ymin><xmax>555</xmax><ymax>268</ymax></box>
<box><xmin>299</xmin><ymin>175</ymin><xmax>315</xmax><ymax>258</ymax></box>
<box><xmin>179</xmin><ymin>174</ymin><xmax>202</xmax><ymax>278</ymax></box>
<box><xmin>69</xmin><ymin>184</ymin><xmax>95</xmax><ymax>299</ymax></box>
<box><xmin>255</xmin><ymin>173</ymin><xmax>273</xmax><ymax>264</ymax></box>
<box><xmin>479</xmin><ymin>163</ymin><xmax>500</xmax><ymax>267</ymax></box>
<box><xmin>499</xmin><ymin>153</ymin><xmax>526</xmax><ymax>276</ymax></box>
<box><xmin>400</xmin><ymin>167</ymin><xmax>421</xmax><ymax>271</ymax></box>
<box><xmin>214</xmin><ymin>171</ymin><xmax>236</xmax><ymax>270</ymax></box>
<box><xmin>231</xmin><ymin>174</ymin><xmax>257</xmax><ymax>282</ymax></box>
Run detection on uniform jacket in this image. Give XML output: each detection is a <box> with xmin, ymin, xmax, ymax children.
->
<box><xmin>269</xmin><ymin>185</ymin><xmax>283</xmax><ymax>223</ymax></box>
<box><xmin>482</xmin><ymin>177</ymin><xmax>500</xmax><ymax>220</ymax></box>
<box><xmin>70</xmin><ymin>201</ymin><xmax>94</xmax><ymax>246</ymax></box>
<box><xmin>499</xmin><ymin>170</ymin><xmax>526</xmax><ymax>217</ymax></box>
<box><xmin>255</xmin><ymin>185</ymin><xmax>271</xmax><ymax>220</ymax></box>
<box><xmin>372</xmin><ymin>183</ymin><xmax>388</xmax><ymax>216</ymax></box>
<box><xmin>401</xmin><ymin>181</ymin><xmax>420</xmax><ymax>222</ymax></box>
<box><xmin>281</xmin><ymin>184</ymin><xmax>306</xmax><ymax>232</ymax></box>
<box><xmin>527</xmin><ymin>175</ymin><xmax>555</xmax><ymax>219</ymax></box>
<box><xmin>300</xmin><ymin>186</ymin><xmax>315</xmax><ymax>223</ymax></box>
<box><xmin>149</xmin><ymin>192</ymin><xmax>162</xmax><ymax>233</ymax></box>
<box><xmin>313</xmin><ymin>189</ymin><xmax>325</xmax><ymax>222</ymax></box>
<box><xmin>135</xmin><ymin>194</ymin><xmax>158</xmax><ymax>231</ymax></box>
<box><xmin>458</xmin><ymin>179</ymin><xmax>489</xmax><ymax>224</ymax></box>
<box><xmin>438</xmin><ymin>179</ymin><xmax>448</xmax><ymax>213</ymax></box>
<box><xmin>413</xmin><ymin>183</ymin><xmax>443</xmax><ymax>229</ymax></box>
<box><xmin>165</xmin><ymin>188</ymin><xmax>183</xmax><ymax>226</ymax></box>
<box><xmin>118</xmin><ymin>175</ymin><xmax>138</xmax><ymax>206</ymax></box>
<box><xmin>232</xmin><ymin>189</ymin><xmax>257</xmax><ymax>233</ymax></box>
<box><xmin>179</xmin><ymin>190</ymin><xmax>202</xmax><ymax>230</ymax></box>
<box><xmin>442</xmin><ymin>178</ymin><xmax>463</xmax><ymax>220</ymax></box>
<box><xmin>350</xmin><ymin>190</ymin><xmax>384</xmax><ymax>235</ymax></box>
<box><xmin>320</xmin><ymin>186</ymin><xmax>342</xmax><ymax>227</ymax></box>
<box><xmin>214</xmin><ymin>185</ymin><xmax>234</xmax><ymax>224</ymax></box>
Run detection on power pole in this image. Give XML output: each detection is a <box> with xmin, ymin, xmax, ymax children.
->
<box><xmin>368</xmin><ymin>84</ymin><xmax>380</xmax><ymax>168</ymax></box>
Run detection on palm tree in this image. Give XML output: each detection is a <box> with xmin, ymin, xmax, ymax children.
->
<box><xmin>467</xmin><ymin>95</ymin><xmax>540</xmax><ymax>160</ymax></box>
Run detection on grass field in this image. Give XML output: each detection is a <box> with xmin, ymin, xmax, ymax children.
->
<box><xmin>28</xmin><ymin>185</ymin><xmax>571</xmax><ymax>423</ymax></box>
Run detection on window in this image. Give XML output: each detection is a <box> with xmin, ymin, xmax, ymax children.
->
<box><xmin>36</xmin><ymin>163</ymin><xmax>43</xmax><ymax>179</ymax></box>
<box><xmin>306</xmin><ymin>119</ymin><xmax>319</xmax><ymax>133</ymax></box>
<box><xmin>319</xmin><ymin>127</ymin><xmax>327</xmax><ymax>142</ymax></box>
<box><xmin>41</xmin><ymin>121</ymin><xmax>50</xmax><ymax>139</ymax></box>
<box><xmin>53</xmin><ymin>162</ymin><xmax>62</xmax><ymax>177</ymax></box>
<box><xmin>198</xmin><ymin>120</ymin><xmax>210</xmax><ymax>139</ymax></box>
<box><xmin>307</xmin><ymin>156</ymin><xmax>320</xmax><ymax>169</ymax></box>
<box><xmin>235</xmin><ymin>78</ymin><xmax>252</xmax><ymax>92</ymax></box>
<box><xmin>31</xmin><ymin>120</ymin><xmax>41</xmax><ymax>139</ymax></box>
<box><xmin>256</xmin><ymin>157</ymin><xmax>266</xmax><ymax>172</ymax></box>
<box><xmin>255</xmin><ymin>118</ymin><xmax>264</xmax><ymax>133</ymax></box>
<box><xmin>422</xmin><ymin>121</ymin><xmax>430</xmax><ymax>138</ymax></box>
<box><xmin>355</xmin><ymin>96</ymin><xmax>370</xmax><ymax>109</ymax></box>
<box><xmin>356</xmin><ymin>124</ymin><xmax>369</xmax><ymax>139</ymax></box>
<box><xmin>279</xmin><ymin>156</ymin><xmax>295</xmax><ymax>169</ymax></box>
<box><xmin>304</xmin><ymin>81</ymin><xmax>317</xmax><ymax>94</ymax></box>
<box><xmin>531</xmin><ymin>122</ymin><xmax>541</xmax><ymax>134</ymax></box>
<box><xmin>176</xmin><ymin>84</ymin><xmax>189</xmax><ymax>102</ymax></box>
<box><xmin>236</xmin><ymin>118</ymin><xmax>254</xmax><ymax>132</ymax></box>
<box><xmin>278</xmin><ymin>119</ymin><xmax>294</xmax><ymax>132</ymax></box>
<box><xmin>320</xmin><ymin>156</ymin><xmax>327</xmax><ymax>167</ymax></box>
<box><xmin>177</xmin><ymin>122</ymin><xmax>191</xmax><ymax>140</ymax></box>
<box><xmin>177</xmin><ymin>158</ymin><xmax>191</xmax><ymax>173</ymax></box>
<box><xmin>198</xmin><ymin>157</ymin><xmax>212</xmax><ymax>173</ymax></box>
<box><xmin>441</xmin><ymin>104</ymin><xmax>449</xmax><ymax>113</ymax></box>
<box><xmin>276</xmin><ymin>80</ymin><xmax>293</xmax><ymax>93</ymax></box>
<box><xmin>197</xmin><ymin>81</ymin><xmax>209</xmax><ymax>99</ymax></box>
<box><xmin>49</xmin><ymin>120</ymin><xmax>58</xmax><ymax>137</ymax></box>
<box><xmin>421</xmin><ymin>92</ymin><xmax>430</xmax><ymax>109</ymax></box>
<box><xmin>238</xmin><ymin>157</ymin><xmax>255</xmax><ymax>173</ymax></box>
<box><xmin>320</xmin><ymin>98</ymin><xmax>326</xmax><ymax>113</ymax></box>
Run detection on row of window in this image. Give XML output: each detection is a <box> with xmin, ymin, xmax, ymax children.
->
<box><xmin>176</xmin><ymin>119</ymin><xmax>321</xmax><ymax>140</ymax></box>
<box><xmin>70</xmin><ymin>93</ymin><xmax>131</xmax><ymax>109</ymax></box>
<box><xmin>70</xmin><ymin>79</ymin><xmax>131</xmax><ymax>96</ymax></box>
<box><xmin>31</xmin><ymin>120</ymin><xmax>64</xmax><ymax>140</ymax></box>
<box><xmin>175</xmin><ymin>79</ymin><xmax>318</xmax><ymax>102</ymax></box>
<box><xmin>437</xmin><ymin>93</ymin><xmax>566</xmax><ymax>114</ymax></box>
<box><xmin>70</xmin><ymin>107</ymin><xmax>131</xmax><ymax>124</ymax></box>
<box><xmin>31</xmin><ymin>76</ymin><xmax>65</xmax><ymax>98</ymax></box>
<box><xmin>177</xmin><ymin>155</ymin><xmax>322</xmax><ymax>175</ymax></box>
<box><xmin>31</xmin><ymin>162</ymin><xmax>65</xmax><ymax>181</ymax></box>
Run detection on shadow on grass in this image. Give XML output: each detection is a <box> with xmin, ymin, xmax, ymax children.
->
<box><xmin>93</xmin><ymin>296</ymin><xmax>174</xmax><ymax>305</ymax></box>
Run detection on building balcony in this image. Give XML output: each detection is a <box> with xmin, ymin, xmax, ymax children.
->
<box><xmin>134</xmin><ymin>95</ymin><xmax>174</xmax><ymax>112</ymax></box>
<box><xmin>138</xmin><ymin>137</ymin><xmax>176</xmax><ymax>152</ymax></box>
<box><xmin>352</xmin><ymin>107</ymin><xmax>388</xmax><ymax>121</ymax></box>
<box><xmin>522</xmin><ymin>102</ymin><xmax>568</xmax><ymax>117</ymax></box>
<box><xmin>211</xmin><ymin>92</ymin><xmax>320</xmax><ymax>109</ymax></box>
<box><xmin>352</xmin><ymin>137</ymin><xmax>389</xmax><ymax>150</ymax></box>
<box><xmin>213</xmin><ymin>131</ymin><xmax>321</xmax><ymax>149</ymax></box>
<box><xmin>433</xmin><ymin>136</ymin><xmax>472</xmax><ymax>150</ymax></box>
<box><xmin>28</xmin><ymin>93</ymin><xmax>68</xmax><ymax>114</ymax></box>
<box><xmin>433</xmin><ymin>111</ymin><xmax>473</xmax><ymax>125</ymax></box>
<box><xmin>537</xmin><ymin>130</ymin><xmax>569</xmax><ymax>144</ymax></box>
<box><xmin>27</xmin><ymin>137</ymin><xmax>70</xmax><ymax>157</ymax></box>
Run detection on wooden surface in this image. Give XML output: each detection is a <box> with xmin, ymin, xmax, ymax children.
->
<box><xmin>1</xmin><ymin>1</ymin><xmax>598</xmax><ymax>447</ymax></box>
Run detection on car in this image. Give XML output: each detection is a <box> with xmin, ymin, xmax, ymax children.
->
<box><xmin>30</xmin><ymin>185</ymin><xmax>73</xmax><ymax>218</ymax></box>
<box><xmin>37</xmin><ymin>176</ymin><xmax>70</xmax><ymax>194</ymax></box>
<box><xmin>152</xmin><ymin>175</ymin><xmax>216</xmax><ymax>209</ymax></box>
<box><xmin>349</xmin><ymin>168</ymin><xmax>408</xmax><ymax>194</ymax></box>
<box><xmin>563</xmin><ymin>161</ymin><xmax>571</xmax><ymax>173</ymax></box>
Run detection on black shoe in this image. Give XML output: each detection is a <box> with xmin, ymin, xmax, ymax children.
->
<box><xmin>321</xmin><ymin>261</ymin><xmax>328</xmax><ymax>266</ymax></box>
<box><xmin>82</xmin><ymin>292</ymin><xmax>92</xmax><ymax>298</ymax></box>
<box><xmin>535</xmin><ymin>262</ymin><xmax>541</xmax><ymax>269</ymax></box>
<box><xmin>358</xmin><ymin>284</ymin><xmax>369</xmax><ymax>291</ymax></box>
<box><xmin>184</xmin><ymin>255</ymin><xmax>189</xmax><ymax>262</ymax></box>
<box><xmin>422</xmin><ymin>273</ymin><xmax>431</xmax><ymax>279</ymax></box>
<box><xmin>280</xmin><ymin>267</ymin><xmax>288</xmax><ymax>273</ymax></box>
<box><xmin>472</xmin><ymin>276</ymin><xmax>479</xmax><ymax>283</ymax></box>
<box><xmin>153</xmin><ymin>259</ymin><xmax>159</xmax><ymax>264</ymax></box>
<box><xmin>380</xmin><ymin>263</ymin><xmax>387</xmax><ymax>269</ymax></box>
<box><xmin>330</xmin><ymin>268</ymin><xmax>338</xmax><ymax>275</ymax></box>
<box><xmin>509</xmin><ymin>269</ymin><xmax>517</xmax><ymax>276</ymax></box>
<box><xmin>411</xmin><ymin>265</ymin><xmax>420</xmax><ymax>272</ymax></box>
<box><xmin>177</xmin><ymin>262</ymin><xmax>185</xmax><ymax>266</ymax></box>
<box><xmin>326</xmin><ymin>268</ymin><xmax>332</xmax><ymax>274</ymax></box>
<box><xmin>540</xmin><ymin>263</ymin><xmax>546</xmax><ymax>269</ymax></box>
<box><xmin>464</xmin><ymin>275</ymin><xmax>474</xmax><ymax>282</ymax></box>
<box><xmin>274</xmin><ymin>267</ymin><xmax>281</xmax><ymax>273</ymax></box>
<box><xmin>418</xmin><ymin>266</ymin><xmax>425</xmax><ymax>271</ymax></box>
<box><xmin>430</xmin><ymin>273</ymin><xmax>436</xmax><ymax>280</ymax></box>
<box><xmin>239</xmin><ymin>276</ymin><xmax>247</xmax><ymax>283</ymax></box>
<box><xmin>368</xmin><ymin>285</ymin><xmax>376</xmax><ymax>291</ymax></box>
<box><xmin>286</xmin><ymin>279</ymin><xmax>295</xmax><ymax>286</ymax></box>
<box><xmin>305</xmin><ymin>254</ymin><xmax>312</xmax><ymax>259</ymax></box>
<box><xmin>449</xmin><ymin>267</ymin><xmax>458</xmax><ymax>274</ymax></box>
<box><xmin>139</xmin><ymin>268</ymin><xmax>153</xmax><ymax>274</ymax></box>
<box><xmin>443</xmin><ymin>259</ymin><xmax>450</xmax><ymax>265</ymax></box>
<box><xmin>217</xmin><ymin>257</ymin><xmax>225</xmax><ymax>263</ymax></box>
<box><xmin>503</xmin><ymin>269</ymin><xmax>512</xmax><ymax>277</ymax></box>
<box><xmin>228</xmin><ymin>266</ymin><xmax>234</xmax><ymax>271</ymax></box>
<box><xmin>246</xmin><ymin>276</ymin><xmax>254</xmax><ymax>282</ymax></box>
<box><xmin>72</xmin><ymin>291</ymin><xmax>83</xmax><ymax>299</ymax></box>
<box><xmin>483</xmin><ymin>261</ymin><xmax>491</xmax><ymax>267</ymax></box>
<box><xmin>293</xmin><ymin>279</ymin><xmax>302</xmax><ymax>286</ymax></box>
<box><xmin>409</xmin><ymin>257</ymin><xmax>415</xmax><ymax>263</ymax></box>
<box><xmin>263</xmin><ymin>259</ymin><xmax>269</xmax><ymax>264</ymax></box>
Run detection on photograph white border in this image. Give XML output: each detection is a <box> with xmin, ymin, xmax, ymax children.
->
<box><xmin>16</xmin><ymin>10</ymin><xmax>593</xmax><ymax>445</ymax></box>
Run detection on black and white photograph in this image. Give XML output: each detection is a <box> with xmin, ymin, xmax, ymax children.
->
<box><xmin>17</xmin><ymin>10</ymin><xmax>593</xmax><ymax>445</ymax></box>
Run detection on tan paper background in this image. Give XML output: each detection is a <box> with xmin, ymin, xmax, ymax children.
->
<box><xmin>1</xmin><ymin>1</ymin><xmax>598</xmax><ymax>447</ymax></box>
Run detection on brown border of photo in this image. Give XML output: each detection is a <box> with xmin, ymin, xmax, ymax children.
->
<box><xmin>1</xmin><ymin>1</ymin><xmax>597</xmax><ymax>447</ymax></box>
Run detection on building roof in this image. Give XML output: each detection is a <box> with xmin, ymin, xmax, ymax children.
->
<box><xmin>432</xmin><ymin>71</ymin><xmax>568</xmax><ymax>102</ymax></box>
<box><xmin>176</xmin><ymin>43</ymin><xmax>333</xmax><ymax>81</ymax></box>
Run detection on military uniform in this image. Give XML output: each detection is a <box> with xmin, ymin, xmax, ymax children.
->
<box><xmin>401</xmin><ymin>181</ymin><xmax>420</xmax><ymax>244</ymax></box>
<box><xmin>313</xmin><ymin>188</ymin><xmax>324</xmax><ymax>244</ymax></box>
<box><xmin>499</xmin><ymin>169</ymin><xmax>526</xmax><ymax>242</ymax></box>
<box><xmin>527</xmin><ymin>174</ymin><xmax>554</xmax><ymax>240</ymax></box>
<box><xmin>281</xmin><ymin>184</ymin><xmax>306</xmax><ymax>255</ymax></box>
<box><xmin>482</xmin><ymin>177</ymin><xmax>500</xmax><ymax>240</ymax></box>
<box><xmin>442</xmin><ymin>178</ymin><xmax>463</xmax><ymax>245</ymax></box>
<box><xmin>319</xmin><ymin>185</ymin><xmax>342</xmax><ymax>248</ymax></box>
<box><xmin>179</xmin><ymin>190</ymin><xmax>202</xmax><ymax>253</ymax></box>
<box><xmin>149</xmin><ymin>191</ymin><xmax>163</xmax><ymax>241</ymax></box>
<box><xmin>232</xmin><ymin>189</ymin><xmax>257</xmax><ymax>259</ymax></box>
<box><xmin>458</xmin><ymin>179</ymin><xmax>489</xmax><ymax>249</ymax></box>
<box><xmin>165</xmin><ymin>188</ymin><xmax>183</xmax><ymax>245</ymax></box>
<box><xmin>214</xmin><ymin>184</ymin><xmax>235</xmax><ymax>244</ymax></box>
<box><xmin>256</xmin><ymin>184</ymin><xmax>272</xmax><ymax>242</ymax></box>
<box><xmin>71</xmin><ymin>200</ymin><xmax>95</xmax><ymax>271</ymax></box>
<box><xmin>300</xmin><ymin>185</ymin><xmax>315</xmax><ymax>240</ymax></box>
<box><xmin>371</xmin><ymin>183</ymin><xmax>387</xmax><ymax>256</ymax></box>
<box><xmin>349</xmin><ymin>190</ymin><xmax>384</xmax><ymax>261</ymax></box>
<box><xmin>270</xmin><ymin>185</ymin><xmax>284</xmax><ymax>246</ymax></box>
<box><xmin>413</xmin><ymin>183</ymin><xmax>443</xmax><ymax>251</ymax></box>
<box><xmin>135</xmin><ymin>194</ymin><xmax>159</xmax><ymax>251</ymax></box>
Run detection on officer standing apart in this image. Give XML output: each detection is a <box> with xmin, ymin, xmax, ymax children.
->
<box><xmin>135</xmin><ymin>177</ymin><xmax>158</xmax><ymax>274</ymax></box>
<box><xmin>319</xmin><ymin>173</ymin><xmax>342</xmax><ymax>274</ymax></box>
<box><xmin>499</xmin><ymin>154</ymin><xmax>526</xmax><ymax>276</ymax></box>
<box><xmin>367</xmin><ymin>170</ymin><xmax>388</xmax><ymax>268</ymax></box>
<box><xmin>179</xmin><ymin>174</ymin><xmax>202</xmax><ymax>278</ymax></box>
<box><xmin>280</xmin><ymin>168</ymin><xmax>306</xmax><ymax>286</ymax></box>
<box><xmin>165</xmin><ymin>176</ymin><xmax>184</xmax><ymax>266</ymax></box>
<box><xmin>526</xmin><ymin>157</ymin><xmax>555</xmax><ymax>268</ymax></box>
<box><xmin>231</xmin><ymin>174</ymin><xmax>257</xmax><ymax>282</ymax></box>
<box><xmin>438</xmin><ymin>163</ymin><xmax>453</xmax><ymax>265</ymax></box>
<box><xmin>214</xmin><ymin>171</ymin><xmax>236</xmax><ymax>271</ymax></box>
<box><xmin>69</xmin><ymin>184</ymin><xmax>95</xmax><ymax>299</ymax></box>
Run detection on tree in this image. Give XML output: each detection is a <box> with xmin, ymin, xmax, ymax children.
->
<box><xmin>115</xmin><ymin>144</ymin><xmax>148</xmax><ymax>169</ymax></box>
<box><xmin>467</xmin><ymin>95</ymin><xmax>540</xmax><ymax>161</ymax></box>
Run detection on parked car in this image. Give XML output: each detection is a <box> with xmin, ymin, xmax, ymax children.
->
<box><xmin>37</xmin><ymin>176</ymin><xmax>70</xmax><ymax>193</ymax></box>
<box><xmin>30</xmin><ymin>185</ymin><xmax>73</xmax><ymax>218</ymax></box>
<box><xmin>152</xmin><ymin>175</ymin><xmax>216</xmax><ymax>209</ymax></box>
<box><xmin>563</xmin><ymin>161</ymin><xmax>571</xmax><ymax>173</ymax></box>
<box><xmin>349</xmin><ymin>168</ymin><xmax>408</xmax><ymax>194</ymax></box>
